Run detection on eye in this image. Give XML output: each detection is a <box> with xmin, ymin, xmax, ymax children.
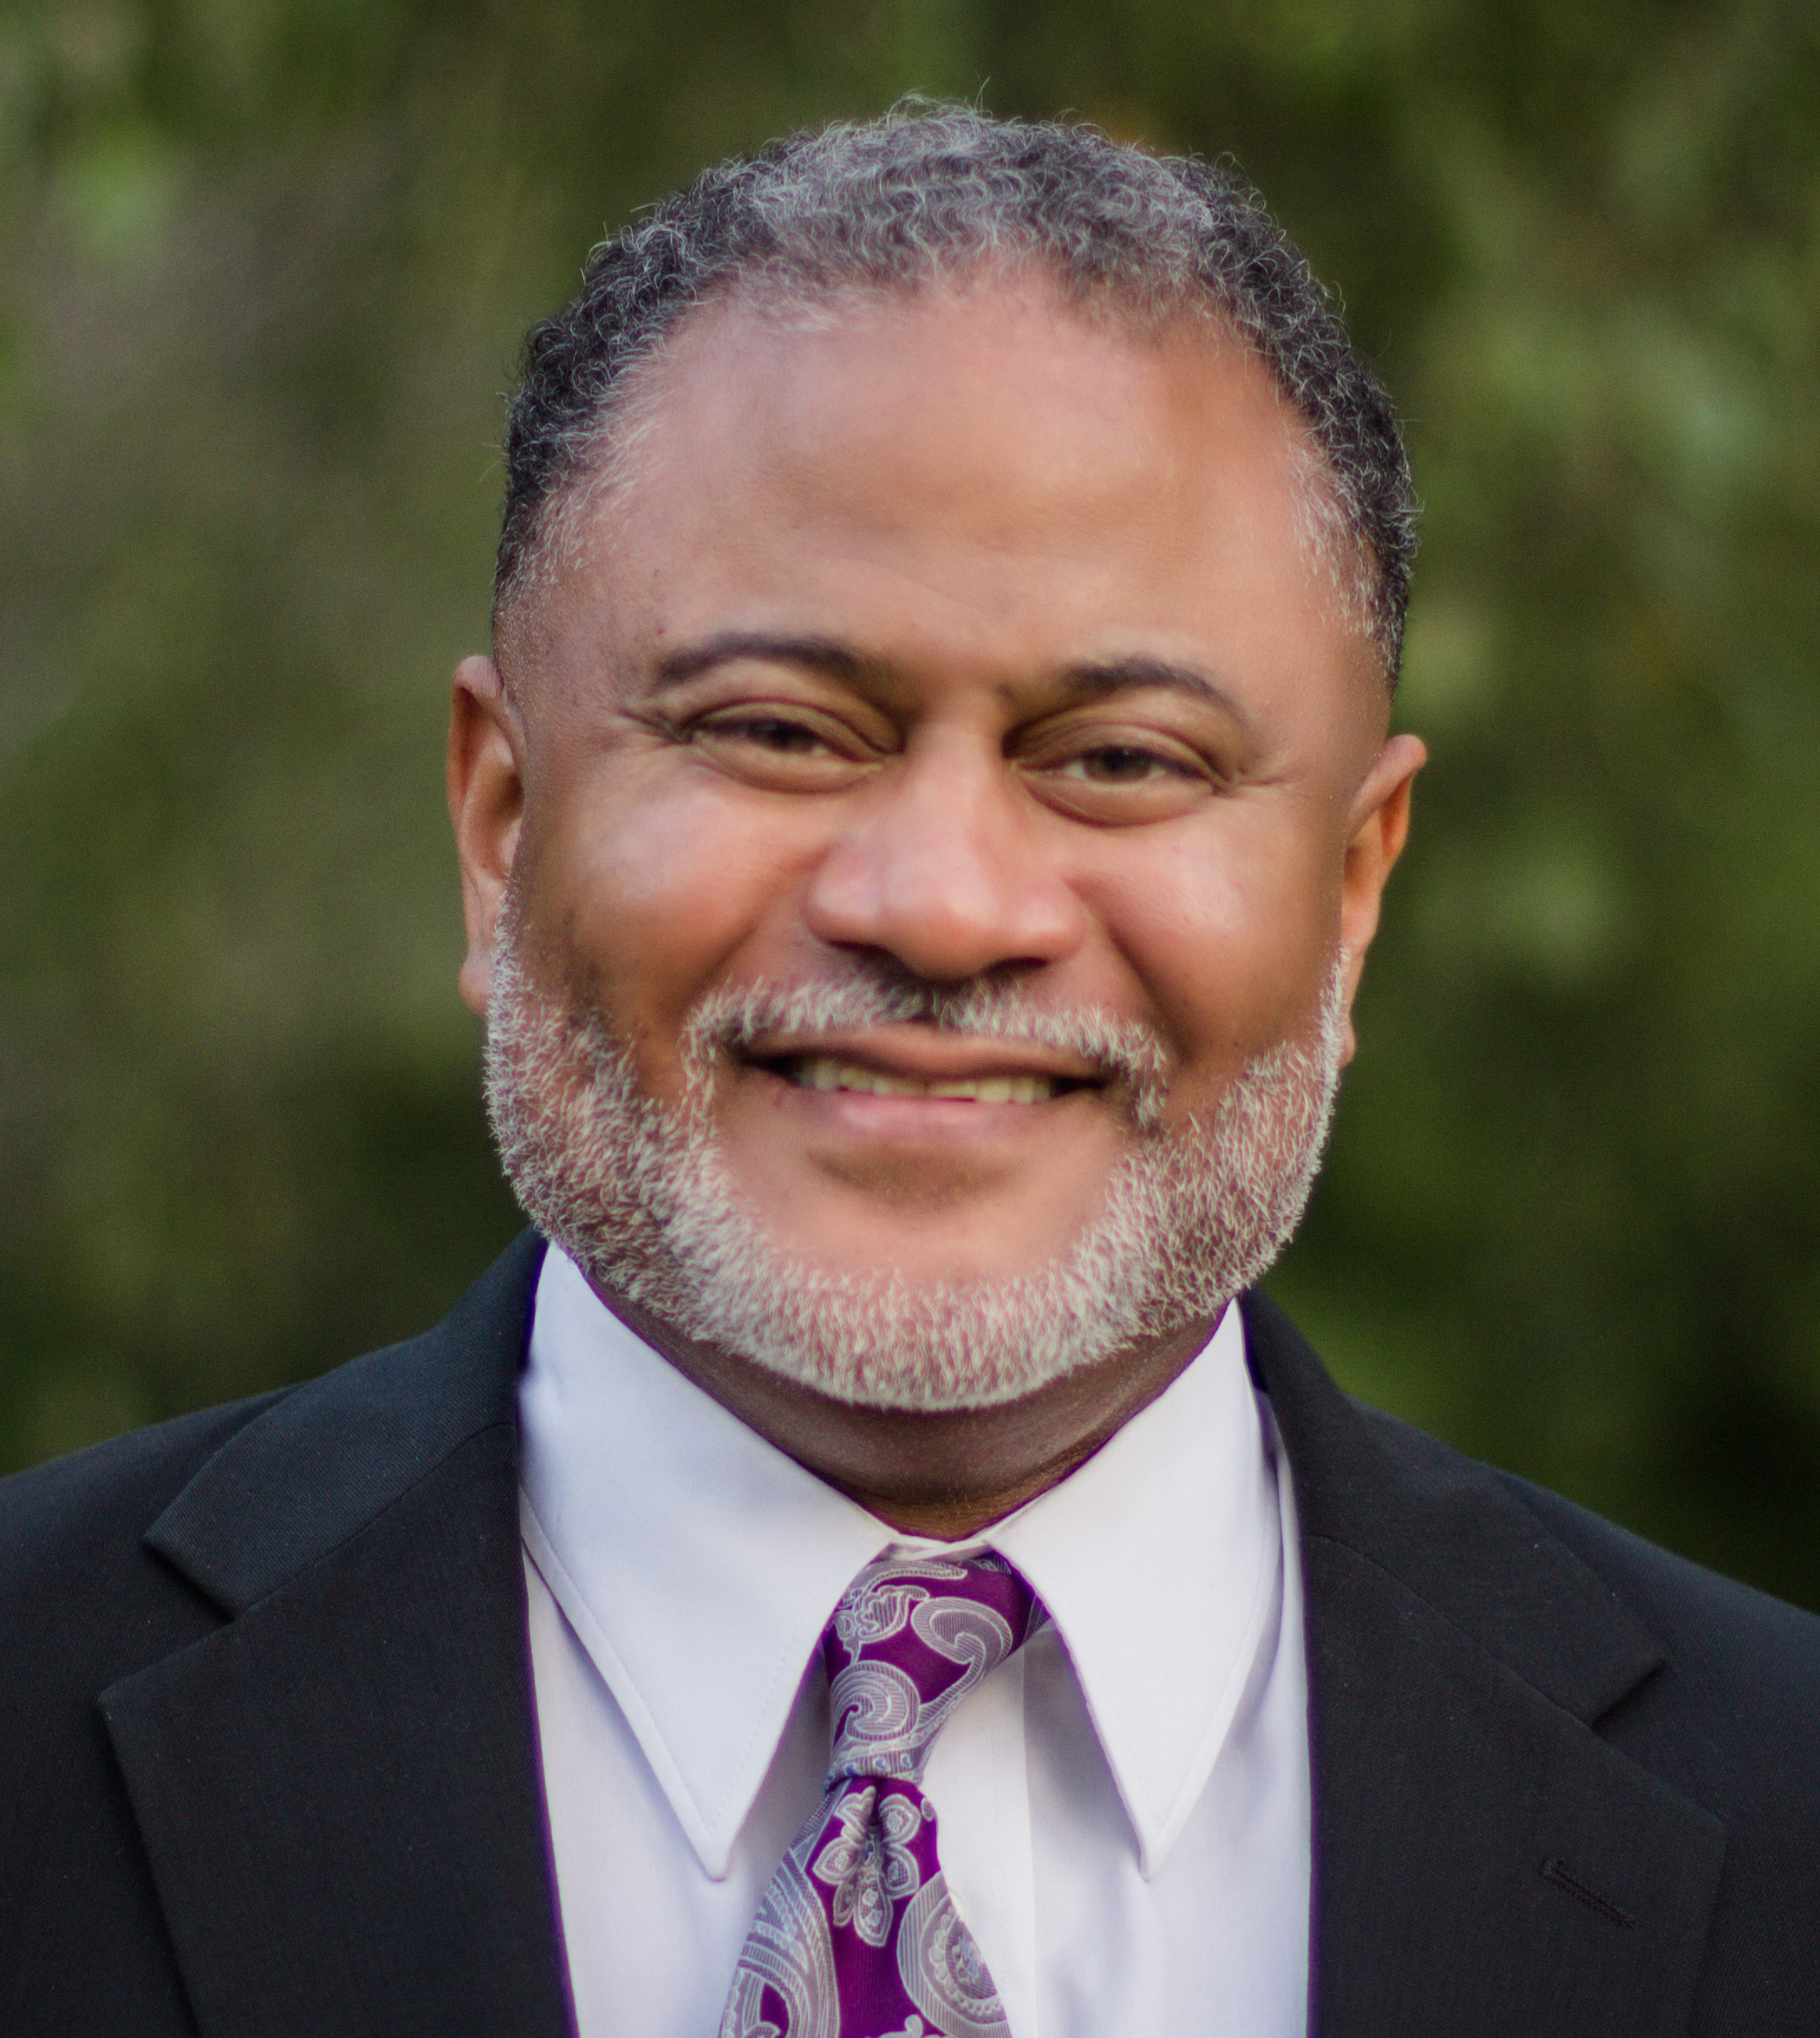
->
<box><xmin>1057</xmin><ymin>744</ymin><xmax>1184</xmax><ymax>784</ymax></box>
<box><xmin>680</xmin><ymin>700</ymin><xmax>882</xmax><ymax>792</ymax></box>
<box><xmin>1016</xmin><ymin>721</ymin><xmax>1218</xmax><ymax>823</ymax></box>
<box><xmin>710</xmin><ymin>714</ymin><xmax>832</xmax><ymax>755</ymax></box>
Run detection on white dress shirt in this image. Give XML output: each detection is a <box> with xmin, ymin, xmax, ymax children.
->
<box><xmin>519</xmin><ymin>1244</ymin><xmax>1311</xmax><ymax>2037</ymax></box>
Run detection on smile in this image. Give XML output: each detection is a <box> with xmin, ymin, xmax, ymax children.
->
<box><xmin>785</xmin><ymin>1056</ymin><xmax>1062</xmax><ymax>1104</ymax></box>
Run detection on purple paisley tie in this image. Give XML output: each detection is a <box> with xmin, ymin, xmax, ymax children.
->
<box><xmin>719</xmin><ymin>1552</ymin><xmax>1043</xmax><ymax>2038</ymax></box>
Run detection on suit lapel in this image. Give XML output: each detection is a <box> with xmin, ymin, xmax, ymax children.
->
<box><xmin>1245</xmin><ymin>1292</ymin><xmax>1726</xmax><ymax>2038</ymax></box>
<box><xmin>101</xmin><ymin>1234</ymin><xmax>573</xmax><ymax>2038</ymax></box>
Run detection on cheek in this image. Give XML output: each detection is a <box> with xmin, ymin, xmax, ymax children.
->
<box><xmin>1088</xmin><ymin>810</ymin><xmax>1341</xmax><ymax>1078</ymax></box>
<box><xmin>523</xmin><ymin>765</ymin><xmax>820</xmax><ymax>1066</ymax></box>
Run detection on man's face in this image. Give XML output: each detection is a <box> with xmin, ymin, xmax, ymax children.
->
<box><xmin>460</xmin><ymin>277</ymin><xmax>1414</xmax><ymax>1381</ymax></box>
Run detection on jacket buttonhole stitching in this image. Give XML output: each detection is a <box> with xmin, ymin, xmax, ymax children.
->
<box><xmin>1539</xmin><ymin>1856</ymin><xmax>1636</xmax><ymax>1929</ymax></box>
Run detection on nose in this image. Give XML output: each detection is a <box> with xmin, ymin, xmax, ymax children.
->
<box><xmin>802</xmin><ymin>732</ymin><xmax>1088</xmax><ymax>983</ymax></box>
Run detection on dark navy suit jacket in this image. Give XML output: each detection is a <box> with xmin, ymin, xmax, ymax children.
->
<box><xmin>3</xmin><ymin>1231</ymin><xmax>1817</xmax><ymax>2035</ymax></box>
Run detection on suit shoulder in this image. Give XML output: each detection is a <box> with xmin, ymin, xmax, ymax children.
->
<box><xmin>0</xmin><ymin>1388</ymin><xmax>289</xmax><ymax>1603</ymax></box>
<box><xmin>1497</xmin><ymin>1468</ymin><xmax>1820</xmax><ymax>1689</ymax></box>
<box><xmin>1370</xmin><ymin>1397</ymin><xmax>1820</xmax><ymax>1689</ymax></box>
<box><xmin>0</xmin><ymin>1239</ymin><xmax>545</xmax><ymax>1603</ymax></box>
<box><xmin>1342</xmin><ymin>1391</ymin><xmax>1820</xmax><ymax>1660</ymax></box>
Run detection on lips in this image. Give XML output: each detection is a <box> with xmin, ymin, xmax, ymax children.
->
<box><xmin>737</xmin><ymin>1022</ymin><xmax>1108</xmax><ymax>1112</ymax></box>
<box><xmin>788</xmin><ymin>1054</ymin><xmax>1061</xmax><ymax>1104</ymax></box>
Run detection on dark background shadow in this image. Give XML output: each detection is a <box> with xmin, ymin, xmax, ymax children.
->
<box><xmin>3</xmin><ymin>0</ymin><xmax>1818</xmax><ymax>1606</ymax></box>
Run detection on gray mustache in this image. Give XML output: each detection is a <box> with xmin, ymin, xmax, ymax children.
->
<box><xmin>684</xmin><ymin>974</ymin><xmax>1172</xmax><ymax>1102</ymax></box>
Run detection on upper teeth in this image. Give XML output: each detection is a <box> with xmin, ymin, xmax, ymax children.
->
<box><xmin>794</xmin><ymin>1057</ymin><xmax>1057</xmax><ymax>1104</ymax></box>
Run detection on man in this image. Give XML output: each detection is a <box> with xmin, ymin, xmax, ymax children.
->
<box><xmin>2</xmin><ymin>106</ymin><xmax>1815</xmax><ymax>2038</ymax></box>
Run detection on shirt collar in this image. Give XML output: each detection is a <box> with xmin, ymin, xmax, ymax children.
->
<box><xmin>985</xmin><ymin>1301</ymin><xmax>1280</xmax><ymax>1875</ymax></box>
<box><xmin>518</xmin><ymin>1245</ymin><xmax>1281</xmax><ymax>1882</ymax></box>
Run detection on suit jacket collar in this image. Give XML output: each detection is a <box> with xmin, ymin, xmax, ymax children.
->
<box><xmin>1243</xmin><ymin>1288</ymin><xmax>1725</xmax><ymax>2038</ymax></box>
<box><xmin>102</xmin><ymin>1231</ymin><xmax>571</xmax><ymax>2038</ymax></box>
<box><xmin>101</xmin><ymin>1240</ymin><xmax>1724</xmax><ymax>2038</ymax></box>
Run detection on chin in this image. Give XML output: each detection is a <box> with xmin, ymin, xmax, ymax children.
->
<box><xmin>742</xmin><ymin>1192</ymin><xmax>1107</xmax><ymax>1296</ymax></box>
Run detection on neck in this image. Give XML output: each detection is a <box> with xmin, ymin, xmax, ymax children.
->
<box><xmin>588</xmin><ymin>1277</ymin><xmax>1217</xmax><ymax>1539</ymax></box>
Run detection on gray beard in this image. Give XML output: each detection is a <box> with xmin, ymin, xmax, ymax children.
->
<box><xmin>483</xmin><ymin>924</ymin><xmax>1347</xmax><ymax>1412</ymax></box>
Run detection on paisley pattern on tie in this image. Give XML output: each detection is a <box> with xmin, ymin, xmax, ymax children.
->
<box><xmin>720</xmin><ymin>1553</ymin><xmax>1043</xmax><ymax>2038</ymax></box>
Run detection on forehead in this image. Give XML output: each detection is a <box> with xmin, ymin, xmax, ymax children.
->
<box><xmin>517</xmin><ymin>277</ymin><xmax>1373</xmax><ymax>727</ymax></box>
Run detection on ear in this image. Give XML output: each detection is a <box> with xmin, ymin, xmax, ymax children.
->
<box><xmin>1337</xmin><ymin>731</ymin><xmax>1426</xmax><ymax>1064</ymax></box>
<box><xmin>447</xmin><ymin>655</ymin><xmax>526</xmax><ymax>1017</ymax></box>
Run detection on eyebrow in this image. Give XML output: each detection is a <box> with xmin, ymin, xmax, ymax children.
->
<box><xmin>652</xmin><ymin>631</ymin><xmax>870</xmax><ymax>688</ymax></box>
<box><xmin>1055</xmin><ymin>654</ymin><xmax>1254</xmax><ymax>734</ymax></box>
<box><xmin>649</xmin><ymin>631</ymin><xmax>1253</xmax><ymax>733</ymax></box>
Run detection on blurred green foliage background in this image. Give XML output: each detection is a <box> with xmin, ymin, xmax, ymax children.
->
<box><xmin>3</xmin><ymin>0</ymin><xmax>1818</xmax><ymax>1601</ymax></box>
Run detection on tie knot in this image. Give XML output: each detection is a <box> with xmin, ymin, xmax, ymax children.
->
<box><xmin>823</xmin><ymin>1553</ymin><xmax>1042</xmax><ymax>1787</ymax></box>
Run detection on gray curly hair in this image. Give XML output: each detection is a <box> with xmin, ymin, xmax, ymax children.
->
<box><xmin>496</xmin><ymin>102</ymin><xmax>1416</xmax><ymax>681</ymax></box>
